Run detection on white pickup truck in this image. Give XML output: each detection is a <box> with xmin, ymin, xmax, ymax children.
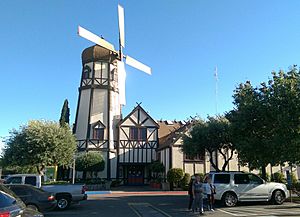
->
<box><xmin>4</xmin><ymin>174</ymin><xmax>87</xmax><ymax>210</ymax></box>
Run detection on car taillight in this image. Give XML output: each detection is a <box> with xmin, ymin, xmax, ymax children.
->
<box><xmin>0</xmin><ymin>211</ymin><xmax>10</xmax><ymax>217</ymax></box>
<box><xmin>48</xmin><ymin>195</ymin><xmax>55</xmax><ymax>201</ymax></box>
<box><xmin>81</xmin><ymin>185</ymin><xmax>87</xmax><ymax>194</ymax></box>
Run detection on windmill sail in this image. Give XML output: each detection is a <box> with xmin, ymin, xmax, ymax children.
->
<box><xmin>118</xmin><ymin>4</ymin><xmax>125</xmax><ymax>48</ymax></box>
<box><xmin>125</xmin><ymin>55</ymin><xmax>151</xmax><ymax>75</ymax></box>
<box><xmin>78</xmin><ymin>26</ymin><xmax>116</xmax><ymax>52</ymax></box>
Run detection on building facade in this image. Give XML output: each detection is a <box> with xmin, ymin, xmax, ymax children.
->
<box><xmin>74</xmin><ymin>45</ymin><xmax>299</xmax><ymax>184</ymax></box>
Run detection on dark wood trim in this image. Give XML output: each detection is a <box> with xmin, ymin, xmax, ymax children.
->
<box><xmin>193</xmin><ymin>163</ymin><xmax>195</xmax><ymax>175</ymax></box>
<box><xmin>118</xmin><ymin>105</ymin><xmax>159</xmax><ymax>127</ymax></box>
<box><xmin>140</xmin><ymin>117</ymin><xmax>149</xmax><ymax>126</ymax></box>
<box><xmin>137</xmin><ymin>107</ymin><xmax>140</xmax><ymax>124</ymax></box>
<box><xmin>86</xmin><ymin>62</ymin><xmax>95</xmax><ymax>140</ymax></box>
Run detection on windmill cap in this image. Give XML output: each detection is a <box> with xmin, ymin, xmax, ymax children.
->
<box><xmin>82</xmin><ymin>45</ymin><xmax>117</xmax><ymax>64</ymax></box>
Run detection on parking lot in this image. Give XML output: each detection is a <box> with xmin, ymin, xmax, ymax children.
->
<box><xmin>44</xmin><ymin>194</ymin><xmax>300</xmax><ymax>217</ymax></box>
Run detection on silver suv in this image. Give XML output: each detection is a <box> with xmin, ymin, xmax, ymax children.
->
<box><xmin>204</xmin><ymin>171</ymin><xmax>289</xmax><ymax>207</ymax></box>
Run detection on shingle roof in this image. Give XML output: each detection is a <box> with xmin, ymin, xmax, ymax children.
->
<box><xmin>157</xmin><ymin>120</ymin><xmax>193</xmax><ymax>150</ymax></box>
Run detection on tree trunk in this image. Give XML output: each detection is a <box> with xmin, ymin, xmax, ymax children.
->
<box><xmin>37</xmin><ymin>165</ymin><xmax>45</xmax><ymax>176</ymax></box>
<box><xmin>208</xmin><ymin>151</ymin><xmax>220</xmax><ymax>172</ymax></box>
<box><xmin>261</xmin><ymin>165</ymin><xmax>267</xmax><ymax>180</ymax></box>
<box><xmin>83</xmin><ymin>171</ymin><xmax>87</xmax><ymax>180</ymax></box>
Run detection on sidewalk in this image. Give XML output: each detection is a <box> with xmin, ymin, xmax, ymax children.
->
<box><xmin>86</xmin><ymin>185</ymin><xmax>188</xmax><ymax>197</ymax></box>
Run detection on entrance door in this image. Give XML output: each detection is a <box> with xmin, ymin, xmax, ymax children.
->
<box><xmin>127</xmin><ymin>165</ymin><xmax>144</xmax><ymax>185</ymax></box>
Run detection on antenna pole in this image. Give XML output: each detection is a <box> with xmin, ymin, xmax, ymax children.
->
<box><xmin>214</xmin><ymin>66</ymin><xmax>218</xmax><ymax>114</ymax></box>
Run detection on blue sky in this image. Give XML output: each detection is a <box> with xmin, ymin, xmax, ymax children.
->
<box><xmin>1</xmin><ymin>0</ymin><xmax>300</xmax><ymax>146</ymax></box>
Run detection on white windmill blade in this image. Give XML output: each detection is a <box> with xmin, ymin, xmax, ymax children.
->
<box><xmin>118</xmin><ymin>4</ymin><xmax>125</xmax><ymax>48</ymax></box>
<box><xmin>125</xmin><ymin>55</ymin><xmax>151</xmax><ymax>75</ymax></box>
<box><xmin>78</xmin><ymin>26</ymin><xmax>116</xmax><ymax>52</ymax></box>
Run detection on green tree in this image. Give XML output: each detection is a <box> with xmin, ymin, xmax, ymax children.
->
<box><xmin>227</xmin><ymin>80</ymin><xmax>275</xmax><ymax>179</ymax></box>
<box><xmin>59</xmin><ymin>99</ymin><xmax>70</xmax><ymax>127</ymax></box>
<box><xmin>76</xmin><ymin>152</ymin><xmax>105</xmax><ymax>179</ymax></box>
<box><xmin>3</xmin><ymin>120</ymin><xmax>76</xmax><ymax>175</ymax></box>
<box><xmin>167</xmin><ymin>168</ymin><xmax>184</xmax><ymax>189</ymax></box>
<box><xmin>228</xmin><ymin>67</ymin><xmax>300</xmax><ymax>179</ymax></box>
<box><xmin>182</xmin><ymin>116</ymin><xmax>234</xmax><ymax>171</ymax></box>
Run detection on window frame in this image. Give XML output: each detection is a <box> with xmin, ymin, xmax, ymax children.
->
<box><xmin>129</xmin><ymin>127</ymin><xmax>147</xmax><ymax>141</ymax></box>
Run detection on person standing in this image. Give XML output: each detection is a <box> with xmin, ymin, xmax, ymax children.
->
<box><xmin>192</xmin><ymin>175</ymin><xmax>204</xmax><ymax>215</ymax></box>
<box><xmin>188</xmin><ymin>176</ymin><xmax>195</xmax><ymax>210</ymax></box>
<box><xmin>206</xmin><ymin>177</ymin><xmax>216</xmax><ymax>211</ymax></box>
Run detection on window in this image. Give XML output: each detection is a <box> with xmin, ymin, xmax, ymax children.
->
<box><xmin>184</xmin><ymin>153</ymin><xmax>205</xmax><ymax>161</ymax></box>
<box><xmin>6</xmin><ymin>176</ymin><xmax>22</xmax><ymax>184</ymax></box>
<box><xmin>234</xmin><ymin>174</ymin><xmax>250</xmax><ymax>184</ymax></box>
<box><xmin>248</xmin><ymin>174</ymin><xmax>263</xmax><ymax>185</ymax></box>
<box><xmin>83</xmin><ymin>65</ymin><xmax>91</xmax><ymax>79</ymax></box>
<box><xmin>25</xmin><ymin>176</ymin><xmax>36</xmax><ymax>186</ymax></box>
<box><xmin>93</xmin><ymin>128</ymin><xmax>104</xmax><ymax>140</ymax></box>
<box><xmin>214</xmin><ymin>174</ymin><xmax>230</xmax><ymax>184</ymax></box>
<box><xmin>9</xmin><ymin>186</ymin><xmax>29</xmax><ymax>196</ymax></box>
<box><xmin>129</xmin><ymin>127</ymin><xmax>147</xmax><ymax>140</ymax></box>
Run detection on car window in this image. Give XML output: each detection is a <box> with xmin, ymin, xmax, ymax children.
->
<box><xmin>25</xmin><ymin>176</ymin><xmax>36</xmax><ymax>186</ymax></box>
<box><xmin>9</xmin><ymin>186</ymin><xmax>30</xmax><ymax>196</ymax></box>
<box><xmin>6</xmin><ymin>177</ymin><xmax>22</xmax><ymax>184</ymax></box>
<box><xmin>0</xmin><ymin>191</ymin><xmax>16</xmax><ymax>208</ymax></box>
<box><xmin>248</xmin><ymin>174</ymin><xmax>263</xmax><ymax>185</ymax></box>
<box><xmin>234</xmin><ymin>174</ymin><xmax>250</xmax><ymax>184</ymax></box>
<box><xmin>214</xmin><ymin>174</ymin><xmax>230</xmax><ymax>184</ymax></box>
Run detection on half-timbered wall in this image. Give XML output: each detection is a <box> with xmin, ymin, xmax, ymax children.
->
<box><xmin>118</xmin><ymin>106</ymin><xmax>158</xmax><ymax>164</ymax></box>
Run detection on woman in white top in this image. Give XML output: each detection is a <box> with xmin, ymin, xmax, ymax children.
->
<box><xmin>205</xmin><ymin>177</ymin><xmax>216</xmax><ymax>211</ymax></box>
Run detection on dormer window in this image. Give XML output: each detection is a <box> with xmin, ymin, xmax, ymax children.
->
<box><xmin>92</xmin><ymin>121</ymin><xmax>105</xmax><ymax>140</ymax></box>
<box><xmin>129</xmin><ymin>127</ymin><xmax>147</xmax><ymax>141</ymax></box>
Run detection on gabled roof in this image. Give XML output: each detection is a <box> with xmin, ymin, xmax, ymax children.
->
<box><xmin>157</xmin><ymin>121</ymin><xmax>194</xmax><ymax>150</ymax></box>
<box><xmin>118</xmin><ymin>104</ymin><xmax>159</xmax><ymax>128</ymax></box>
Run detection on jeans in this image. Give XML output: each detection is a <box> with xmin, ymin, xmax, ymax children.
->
<box><xmin>192</xmin><ymin>193</ymin><xmax>203</xmax><ymax>212</ymax></box>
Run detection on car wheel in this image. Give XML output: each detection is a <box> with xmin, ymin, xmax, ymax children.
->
<box><xmin>27</xmin><ymin>204</ymin><xmax>39</xmax><ymax>211</ymax></box>
<box><xmin>272</xmin><ymin>190</ymin><xmax>285</xmax><ymax>205</ymax></box>
<box><xmin>56</xmin><ymin>197</ymin><xmax>70</xmax><ymax>210</ymax></box>
<box><xmin>223</xmin><ymin>192</ymin><xmax>238</xmax><ymax>207</ymax></box>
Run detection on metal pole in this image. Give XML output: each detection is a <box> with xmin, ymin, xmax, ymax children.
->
<box><xmin>72</xmin><ymin>158</ymin><xmax>76</xmax><ymax>184</ymax></box>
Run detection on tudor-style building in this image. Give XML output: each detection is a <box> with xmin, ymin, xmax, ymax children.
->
<box><xmin>157</xmin><ymin>120</ymin><xmax>206</xmax><ymax>176</ymax></box>
<box><xmin>73</xmin><ymin>45</ymin><xmax>300</xmax><ymax>184</ymax></box>
<box><xmin>117</xmin><ymin>105</ymin><xmax>159</xmax><ymax>185</ymax></box>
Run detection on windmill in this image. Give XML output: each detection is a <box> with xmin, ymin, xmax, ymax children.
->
<box><xmin>77</xmin><ymin>4</ymin><xmax>151</xmax><ymax>105</ymax></box>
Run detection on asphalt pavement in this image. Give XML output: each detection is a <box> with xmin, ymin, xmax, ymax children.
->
<box><xmin>44</xmin><ymin>194</ymin><xmax>300</xmax><ymax>217</ymax></box>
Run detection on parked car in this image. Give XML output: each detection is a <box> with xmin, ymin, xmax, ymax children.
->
<box><xmin>203</xmin><ymin>171</ymin><xmax>289</xmax><ymax>207</ymax></box>
<box><xmin>0</xmin><ymin>184</ymin><xmax>44</xmax><ymax>217</ymax></box>
<box><xmin>6</xmin><ymin>184</ymin><xmax>56</xmax><ymax>212</ymax></box>
<box><xmin>5</xmin><ymin>174</ymin><xmax>87</xmax><ymax>210</ymax></box>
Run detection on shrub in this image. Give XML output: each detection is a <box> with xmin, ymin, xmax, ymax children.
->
<box><xmin>293</xmin><ymin>182</ymin><xmax>300</xmax><ymax>191</ymax></box>
<box><xmin>150</xmin><ymin>161</ymin><xmax>165</xmax><ymax>173</ymax></box>
<box><xmin>179</xmin><ymin>173</ymin><xmax>191</xmax><ymax>189</ymax></box>
<box><xmin>271</xmin><ymin>172</ymin><xmax>285</xmax><ymax>183</ymax></box>
<box><xmin>258</xmin><ymin>172</ymin><xmax>270</xmax><ymax>182</ymax></box>
<box><xmin>167</xmin><ymin>168</ymin><xmax>184</xmax><ymax>188</ymax></box>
